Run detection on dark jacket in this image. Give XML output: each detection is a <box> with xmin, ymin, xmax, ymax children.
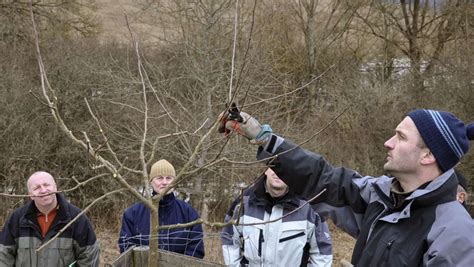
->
<box><xmin>0</xmin><ymin>193</ymin><xmax>100</xmax><ymax>267</ymax></box>
<box><xmin>257</xmin><ymin>135</ymin><xmax>474</xmax><ymax>267</ymax></box>
<box><xmin>221</xmin><ymin>176</ymin><xmax>332</xmax><ymax>267</ymax></box>
<box><xmin>118</xmin><ymin>192</ymin><xmax>205</xmax><ymax>258</ymax></box>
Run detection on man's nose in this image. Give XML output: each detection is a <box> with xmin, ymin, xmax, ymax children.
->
<box><xmin>384</xmin><ymin>136</ymin><xmax>395</xmax><ymax>149</ymax></box>
<box><xmin>39</xmin><ymin>187</ymin><xmax>48</xmax><ymax>194</ymax></box>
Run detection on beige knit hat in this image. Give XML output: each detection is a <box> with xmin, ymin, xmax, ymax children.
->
<box><xmin>149</xmin><ymin>159</ymin><xmax>176</xmax><ymax>181</ymax></box>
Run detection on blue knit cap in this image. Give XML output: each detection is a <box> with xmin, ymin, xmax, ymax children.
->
<box><xmin>407</xmin><ymin>109</ymin><xmax>474</xmax><ymax>172</ymax></box>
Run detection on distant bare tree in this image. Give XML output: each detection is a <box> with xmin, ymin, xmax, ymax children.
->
<box><xmin>0</xmin><ymin>0</ymin><xmax>98</xmax><ymax>45</ymax></box>
<box><xmin>351</xmin><ymin>0</ymin><xmax>472</xmax><ymax>99</ymax></box>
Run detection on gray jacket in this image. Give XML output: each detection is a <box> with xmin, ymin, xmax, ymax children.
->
<box><xmin>0</xmin><ymin>194</ymin><xmax>100</xmax><ymax>267</ymax></box>
<box><xmin>222</xmin><ymin>177</ymin><xmax>332</xmax><ymax>267</ymax></box>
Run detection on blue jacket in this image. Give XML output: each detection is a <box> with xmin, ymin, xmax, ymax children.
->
<box><xmin>118</xmin><ymin>192</ymin><xmax>205</xmax><ymax>258</ymax></box>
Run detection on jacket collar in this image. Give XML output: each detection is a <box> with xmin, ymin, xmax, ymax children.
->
<box><xmin>22</xmin><ymin>193</ymin><xmax>71</xmax><ymax>233</ymax></box>
<box><xmin>151</xmin><ymin>191</ymin><xmax>176</xmax><ymax>206</ymax></box>
<box><xmin>374</xmin><ymin>169</ymin><xmax>457</xmax><ymax>208</ymax></box>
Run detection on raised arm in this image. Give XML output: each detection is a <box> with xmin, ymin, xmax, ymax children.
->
<box><xmin>221</xmin><ymin>111</ymin><xmax>376</xmax><ymax>237</ymax></box>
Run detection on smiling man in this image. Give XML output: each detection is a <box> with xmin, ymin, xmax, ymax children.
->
<box><xmin>221</xmin><ymin>109</ymin><xmax>474</xmax><ymax>266</ymax></box>
<box><xmin>0</xmin><ymin>171</ymin><xmax>100</xmax><ymax>266</ymax></box>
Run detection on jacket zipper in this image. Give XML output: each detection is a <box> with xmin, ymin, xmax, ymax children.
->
<box><xmin>367</xmin><ymin>206</ymin><xmax>388</xmax><ymax>241</ymax></box>
<box><xmin>367</xmin><ymin>185</ymin><xmax>392</xmax><ymax>241</ymax></box>
<box><xmin>279</xmin><ymin>232</ymin><xmax>305</xmax><ymax>243</ymax></box>
<box><xmin>258</xmin><ymin>229</ymin><xmax>264</xmax><ymax>257</ymax></box>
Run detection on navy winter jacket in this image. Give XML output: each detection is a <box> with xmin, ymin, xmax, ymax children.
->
<box><xmin>118</xmin><ymin>192</ymin><xmax>205</xmax><ymax>258</ymax></box>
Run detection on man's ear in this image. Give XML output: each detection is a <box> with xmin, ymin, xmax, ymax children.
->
<box><xmin>457</xmin><ymin>191</ymin><xmax>466</xmax><ymax>203</ymax></box>
<box><xmin>420</xmin><ymin>149</ymin><xmax>436</xmax><ymax>165</ymax></box>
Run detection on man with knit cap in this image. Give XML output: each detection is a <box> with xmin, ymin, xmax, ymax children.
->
<box><xmin>220</xmin><ymin>109</ymin><xmax>474</xmax><ymax>266</ymax></box>
<box><xmin>118</xmin><ymin>159</ymin><xmax>205</xmax><ymax>258</ymax></box>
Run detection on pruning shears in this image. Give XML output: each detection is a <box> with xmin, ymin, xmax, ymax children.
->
<box><xmin>218</xmin><ymin>102</ymin><xmax>243</xmax><ymax>135</ymax></box>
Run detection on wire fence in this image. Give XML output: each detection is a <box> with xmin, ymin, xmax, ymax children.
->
<box><xmin>118</xmin><ymin>230</ymin><xmax>225</xmax><ymax>264</ymax></box>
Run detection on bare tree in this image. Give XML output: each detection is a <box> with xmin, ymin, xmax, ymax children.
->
<box><xmin>350</xmin><ymin>0</ymin><xmax>472</xmax><ymax>100</ymax></box>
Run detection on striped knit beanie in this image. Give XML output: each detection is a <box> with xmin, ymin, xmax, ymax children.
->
<box><xmin>408</xmin><ymin>109</ymin><xmax>474</xmax><ymax>172</ymax></box>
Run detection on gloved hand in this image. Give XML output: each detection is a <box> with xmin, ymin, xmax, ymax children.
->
<box><xmin>221</xmin><ymin>111</ymin><xmax>272</xmax><ymax>145</ymax></box>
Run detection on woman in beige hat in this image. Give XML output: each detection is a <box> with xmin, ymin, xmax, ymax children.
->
<box><xmin>118</xmin><ymin>159</ymin><xmax>205</xmax><ymax>258</ymax></box>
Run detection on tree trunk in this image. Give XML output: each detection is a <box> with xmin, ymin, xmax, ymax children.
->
<box><xmin>148</xmin><ymin>198</ymin><xmax>160</xmax><ymax>267</ymax></box>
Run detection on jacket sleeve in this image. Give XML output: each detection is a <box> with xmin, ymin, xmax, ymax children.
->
<box><xmin>424</xmin><ymin>203</ymin><xmax>474</xmax><ymax>266</ymax></box>
<box><xmin>308</xmin><ymin>214</ymin><xmax>333</xmax><ymax>267</ymax></box>
<box><xmin>257</xmin><ymin>135</ymin><xmax>372</xmax><ymax>237</ymax></box>
<box><xmin>118</xmin><ymin>208</ymin><xmax>135</xmax><ymax>253</ymax></box>
<box><xmin>184</xmin><ymin>207</ymin><xmax>205</xmax><ymax>259</ymax></box>
<box><xmin>0</xmin><ymin>213</ymin><xmax>18</xmax><ymax>266</ymax></box>
<box><xmin>312</xmin><ymin>203</ymin><xmax>361</xmax><ymax>238</ymax></box>
<box><xmin>73</xmin><ymin>214</ymin><xmax>100</xmax><ymax>267</ymax></box>
<box><xmin>221</xmin><ymin>200</ymin><xmax>243</xmax><ymax>267</ymax></box>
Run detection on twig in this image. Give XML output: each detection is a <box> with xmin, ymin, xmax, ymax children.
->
<box><xmin>228</xmin><ymin>0</ymin><xmax>240</xmax><ymax>102</ymax></box>
<box><xmin>84</xmin><ymin>98</ymin><xmax>123</xmax><ymax>169</ymax></box>
<box><xmin>28</xmin><ymin>1</ymin><xmax>152</xmax><ymax>209</ymax></box>
<box><xmin>158</xmin><ymin>115</ymin><xmax>223</xmax><ymax>196</ymax></box>
<box><xmin>36</xmin><ymin>189</ymin><xmax>127</xmax><ymax>252</ymax></box>
<box><xmin>124</xmin><ymin>15</ymin><xmax>150</xmax><ymax>189</ymax></box>
<box><xmin>184</xmin><ymin>107</ymin><xmax>348</xmax><ymax>177</ymax></box>
<box><xmin>239</xmin><ymin>188</ymin><xmax>326</xmax><ymax>226</ymax></box>
<box><xmin>193</xmin><ymin>118</ymin><xmax>209</xmax><ymax>134</ymax></box>
<box><xmin>157</xmin><ymin>189</ymin><xmax>326</xmax><ymax>230</ymax></box>
<box><xmin>245</xmin><ymin>65</ymin><xmax>335</xmax><ymax>107</ymax></box>
<box><xmin>0</xmin><ymin>174</ymin><xmax>108</xmax><ymax>198</ymax></box>
<box><xmin>230</xmin><ymin>0</ymin><xmax>258</xmax><ymax>104</ymax></box>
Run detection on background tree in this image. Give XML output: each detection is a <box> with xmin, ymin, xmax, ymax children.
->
<box><xmin>350</xmin><ymin>0</ymin><xmax>473</xmax><ymax>103</ymax></box>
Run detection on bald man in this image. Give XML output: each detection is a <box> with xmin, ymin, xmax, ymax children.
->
<box><xmin>0</xmin><ymin>171</ymin><xmax>100</xmax><ymax>266</ymax></box>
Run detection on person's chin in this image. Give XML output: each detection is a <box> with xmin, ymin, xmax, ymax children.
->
<box><xmin>36</xmin><ymin>199</ymin><xmax>51</xmax><ymax>206</ymax></box>
<box><xmin>36</xmin><ymin>196</ymin><xmax>50</xmax><ymax>202</ymax></box>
